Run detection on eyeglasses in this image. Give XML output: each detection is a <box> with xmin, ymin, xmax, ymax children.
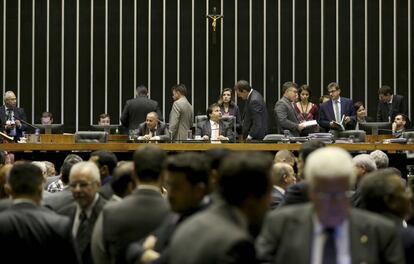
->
<box><xmin>69</xmin><ymin>181</ymin><xmax>95</xmax><ymax>189</ymax></box>
<box><xmin>328</xmin><ymin>90</ymin><xmax>338</xmax><ymax>94</ymax></box>
<box><xmin>313</xmin><ymin>191</ymin><xmax>352</xmax><ymax>201</ymax></box>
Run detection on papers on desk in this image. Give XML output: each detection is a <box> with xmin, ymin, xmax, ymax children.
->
<box><xmin>301</xmin><ymin>120</ymin><xmax>318</xmax><ymax>127</ymax></box>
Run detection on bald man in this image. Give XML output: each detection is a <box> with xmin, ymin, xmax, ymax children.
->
<box><xmin>137</xmin><ymin>112</ymin><xmax>170</xmax><ymax>141</ymax></box>
<box><xmin>0</xmin><ymin>91</ymin><xmax>27</xmax><ymax>141</ymax></box>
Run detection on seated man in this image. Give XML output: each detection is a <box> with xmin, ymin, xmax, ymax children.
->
<box><xmin>195</xmin><ymin>103</ymin><xmax>234</xmax><ymax>142</ymax></box>
<box><xmin>392</xmin><ymin>113</ymin><xmax>409</xmax><ymax>138</ymax></box>
<box><xmin>137</xmin><ymin>112</ymin><xmax>170</xmax><ymax>141</ymax></box>
<box><xmin>98</xmin><ymin>113</ymin><xmax>111</xmax><ymax>126</ymax></box>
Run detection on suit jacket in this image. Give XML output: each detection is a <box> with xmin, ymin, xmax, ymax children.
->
<box><xmin>43</xmin><ymin>187</ymin><xmax>74</xmax><ymax>211</ymax></box>
<box><xmin>318</xmin><ymin>97</ymin><xmax>356</xmax><ymax>131</ymax></box>
<box><xmin>0</xmin><ymin>105</ymin><xmax>28</xmax><ymax>140</ymax></box>
<box><xmin>98</xmin><ymin>187</ymin><xmax>170</xmax><ymax>264</ymax></box>
<box><xmin>278</xmin><ymin>181</ymin><xmax>309</xmax><ymax>207</ymax></box>
<box><xmin>58</xmin><ymin>196</ymin><xmax>107</xmax><ymax>264</ymax></box>
<box><xmin>377</xmin><ymin>94</ymin><xmax>407</xmax><ymax>122</ymax></box>
<box><xmin>274</xmin><ymin>96</ymin><xmax>301</xmax><ymax>137</ymax></box>
<box><xmin>0</xmin><ymin>202</ymin><xmax>81</xmax><ymax>264</ymax></box>
<box><xmin>242</xmin><ymin>90</ymin><xmax>268</xmax><ymax>140</ymax></box>
<box><xmin>137</xmin><ymin>121</ymin><xmax>170</xmax><ymax>141</ymax></box>
<box><xmin>120</xmin><ymin>96</ymin><xmax>163</xmax><ymax>131</ymax></box>
<box><xmin>270</xmin><ymin>187</ymin><xmax>284</xmax><ymax>210</ymax></box>
<box><xmin>169</xmin><ymin>97</ymin><xmax>193</xmax><ymax>141</ymax></box>
<box><xmin>256</xmin><ymin>203</ymin><xmax>405</xmax><ymax>264</ymax></box>
<box><xmin>195</xmin><ymin>119</ymin><xmax>235</xmax><ymax>142</ymax></box>
<box><xmin>170</xmin><ymin>203</ymin><xmax>257</xmax><ymax>264</ymax></box>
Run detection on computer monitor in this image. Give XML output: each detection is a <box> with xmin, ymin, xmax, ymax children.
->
<box><xmin>91</xmin><ymin>124</ymin><xmax>119</xmax><ymax>134</ymax></box>
<box><xmin>34</xmin><ymin>124</ymin><xmax>64</xmax><ymax>134</ymax></box>
<box><xmin>359</xmin><ymin>122</ymin><xmax>391</xmax><ymax>136</ymax></box>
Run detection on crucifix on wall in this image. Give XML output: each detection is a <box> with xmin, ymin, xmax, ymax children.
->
<box><xmin>206</xmin><ymin>7</ymin><xmax>223</xmax><ymax>45</ymax></box>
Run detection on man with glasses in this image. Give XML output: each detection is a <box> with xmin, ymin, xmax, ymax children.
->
<box><xmin>318</xmin><ymin>82</ymin><xmax>356</xmax><ymax>132</ymax></box>
<box><xmin>274</xmin><ymin>82</ymin><xmax>306</xmax><ymax>136</ymax></box>
<box><xmin>256</xmin><ymin>147</ymin><xmax>404</xmax><ymax>264</ymax></box>
<box><xmin>58</xmin><ymin>161</ymin><xmax>108</xmax><ymax>264</ymax></box>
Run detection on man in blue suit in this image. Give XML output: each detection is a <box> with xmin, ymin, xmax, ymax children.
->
<box><xmin>0</xmin><ymin>91</ymin><xmax>27</xmax><ymax>140</ymax></box>
<box><xmin>318</xmin><ymin>82</ymin><xmax>356</xmax><ymax>131</ymax></box>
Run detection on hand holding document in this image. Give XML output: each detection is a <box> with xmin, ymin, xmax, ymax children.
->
<box><xmin>301</xmin><ymin>120</ymin><xmax>318</xmax><ymax>128</ymax></box>
<box><xmin>331</xmin><ymin>115</ymin><xmax>345</xmax><ymax>131</ymax></box>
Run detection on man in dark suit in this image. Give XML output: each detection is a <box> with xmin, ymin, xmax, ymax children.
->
<box><xmin>318</xmin><ymin>82</ymin><xmax>356</xmax><ymax>131</ymax></box>
<box><xmin>0</xmin><ymin>163</ymin><xmax>81</xmax><ymax>264</ymax></box>
<box><xmin>195</xmin><ymin>103</ymin><xmax>235</xmax><ymax>142</ymax></box>
<box><xmin>358</xmin><ymin>168</ymin><xmax>414</xmax><ymax>264</ymax></box>
<box><xmin>256</xmin><ymin>147</ymin><xmax>405</xmax><ymax>264</ymax></box>
<box><xmin>169</xmin><ymin>152</ymin><xmax>273</xmax><ymax>264</ymax></box>
<box><xmin>0</xmin><ymin>91</ymin><xmax>28</xmax><ymax>140</ymax></box>
<box><xmin>91</xmin><ymin>145</ymin><xmax>170</xmax><ymax>264</ymax></box>
<box><xmin>137</xmin><ymin>111</ymin><xmax>170</xmax><ymax>141</ymax></box>
<box><xmin>235</xmin><ymin>80</ymin><xmax>268</xmax><ymax>141</ymax></box>
<box><xmin>121</xmin><ymin>85</ymin><xmax>163</xmax><ymax>131</ymax></box>
<box><xmin>57</xmin><ymin>161</ymin><xmax>107</xmax><ymax>264</ymax></box>
<box><xmin>274</xmin><ymin>82</ymin><xmax>306</xmax><ymax>136</ymax></box>
<box><xmin>377</xmin><ymin>85</ymin><xmax>407</xmax><ymax>123</ymax></box>
<box><xmin>126</xmin><ymin>152</ymin><xmax>210</xmax><ymax>264</ymax></box>
<box><xmin>89</xmin><ymin>150</ymin><xmax>118</xmax><ymax>200</ymax></box>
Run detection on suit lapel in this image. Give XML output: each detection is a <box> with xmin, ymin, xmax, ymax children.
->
<box><xmin>327</xmin><ymin>101</ymin><xmax>335</xmax><ymax>121</ymax></box>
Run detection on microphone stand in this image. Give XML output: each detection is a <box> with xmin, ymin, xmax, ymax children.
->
<box><xmin>13</xmin><ymin>116</ymin><xmax>40</xmax><ymax>131</ymax></box>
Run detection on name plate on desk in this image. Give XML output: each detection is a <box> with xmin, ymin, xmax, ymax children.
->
<box><xmin>40</xmin><ymin>134</ymin><xmax>75</xmax><ymax>144</ymax></box>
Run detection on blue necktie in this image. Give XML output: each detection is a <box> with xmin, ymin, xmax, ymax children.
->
<box><xmin>322</xmin><ymin>228</ymin><xmax>337</xmax><ymax>264</ymax></box>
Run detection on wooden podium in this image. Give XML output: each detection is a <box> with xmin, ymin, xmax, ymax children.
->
<box><xmin>39</xmin><ymin>134</ymin><xmax>75</xmax><ymax>144</ymax></box>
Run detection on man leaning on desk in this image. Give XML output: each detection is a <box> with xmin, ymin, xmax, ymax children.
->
<box><xmin>137</xmin><ymin>112</ymin><xmax>170</xmax><ymax>141</ymax></box>
<box><xmin>0</xmin><ymin>91</ymin><xmax>27</xmax><ymax>141</ymax></box>
<box><xmin>318</xmin><ymin>82</ymin><xmax>356</xmax><ymax>132</ymax></box>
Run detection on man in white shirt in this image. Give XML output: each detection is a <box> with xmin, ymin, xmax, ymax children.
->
<box><xmin>195</xmin><ymin>103</ymin><xmax>234</xmax><ymax>142</ymax></box>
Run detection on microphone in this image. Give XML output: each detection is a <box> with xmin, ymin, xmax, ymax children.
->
<box><xmin>13</xmin><ymin>116</ymin><xmax>41</xmax><ymax>131</ymax></box>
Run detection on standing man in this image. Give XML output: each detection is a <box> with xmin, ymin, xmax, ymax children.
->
<box><xmin>58</xmin><ymin>161</ymin><xmax>107</xmax><ymax>264</ymax></box>
<box><xmin>377</xmin><ymin>85</ymin><xmax>407</xmax><ymax>123</ymax></box>
<box><xmin>0</xmin><ymin>163</ymin><xmax>81</xmax><ymax>264</ymax></box>
<box><xmin>274</xmin><ymin>82</ymin><xmax>306</xmax><ymax>136</ymax></box>
<box><xmin>0</xmin><ymin>91</ymin><xmax>27</xmax><ymax>140</ymax></box>
<box><xmin>256</xmin><ymin>147</ymin><xmax>405</xmax><ymax>264</ymax></box>
<box><xmin>318</xmin><ymin>82</ymin><xmax>356</xmax><ymax>131</ymax></box>
<box><xmin>121</xmin><ymin>85</ymin><xmax>162</xmax><ymax>131</ymax></box>
<box><xmin>235</xmin><ymin>80</ymin><xmax>268</xmax><ymax>141</ymax></box>
<box><xmin>169</xmin><ymin>84</ymin><xmax>193</xmax><ymax>141</ymax></box>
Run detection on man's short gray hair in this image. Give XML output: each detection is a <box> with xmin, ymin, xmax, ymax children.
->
<box><xmin>272</xmin><ymin>163</ymin><xmax>293</xmax><ymax>185</ymax></box>
<box><xmin>305</xmin><ymin>147</ymin><xmax>356</xmax><ymax>187</ymax></box>
<box><xmin>69</xmin><ymin>161</ymin><xmax>101</xmax><ymax>183</ymax></box>
<box><xmin>353</xmin><ymin>154</ymin><xmax>377</xmax><ymax>173</ymax></box>
<box><xmin>369</xmin><ymin>150</ymin><xmax>389</xmax><ymax>169</ymax></box>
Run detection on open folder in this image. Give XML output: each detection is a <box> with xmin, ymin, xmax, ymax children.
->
<box><xmin>332</xmin><ymin>115</ymin><xmax>345</xmax><ymax>131</ymax></box>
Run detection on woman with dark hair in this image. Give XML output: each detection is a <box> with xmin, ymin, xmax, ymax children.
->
<box><xmin>217</xmin><ymin>88</ymin><xmax>241</xmax><ymax>133</ymax></box>
<box><xmin>354</xmin><ymin>101</ymin><xmax>373</xmax><ymax>130</ymax></box>
<box><xmin>294</xmin><ymin>85</ymin><xmax>318</xmax><ymax>135</ymax></box>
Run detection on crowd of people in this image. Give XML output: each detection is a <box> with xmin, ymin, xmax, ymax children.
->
<box><xmin>0</xmin><ymin>80</ymin><xmax>410</xmax><ymax>144</ymax></box>
<box><xmin>0</xmin><ymin>142</ymin><xmax>413</xmax><ymax>263</ymax></box>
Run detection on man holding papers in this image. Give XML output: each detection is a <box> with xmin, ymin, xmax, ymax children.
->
<box><xmin>318</xmin><ymin>82</ymin><xmax>356</xmax><ymax>131</ymax></box>
<box><xmin>274</xmin><ymin>82</ymin><xmax>308</xmax><ymax>137</ymax></box>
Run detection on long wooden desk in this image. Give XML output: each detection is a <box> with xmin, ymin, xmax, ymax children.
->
<box><xmin>1</xmin><ymin>142</ymin><xmax>413</xmax><ymax>152</ymax></box>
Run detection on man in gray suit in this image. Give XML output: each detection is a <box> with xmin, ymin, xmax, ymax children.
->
<box><xmin>256</xmin><ymin>147</ymin><xmax>405</xmax><ymax>264</ymax></box>
<box><xmin>169</xmin><ymin>84</ymin><xmax>193</xmax><ymax>141</ymax></box>
<box><xmin>274</xmin><ymin>82</ymin><xmax>305</xmax><ymax>136</ymax></box>
<box><xmin>91</xmin><ymin>145</ymin><xmax>170</xmax><ymax>264</ymax></box>
<box><xmin>169</xmin><ymin>151</ymin><xmax>273</xmax><ymax>264</ymax></box>
<box><xmin>57</xmin><ymin>161</ymin><xmax>107</xmax><ymax>264</ymax></box>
